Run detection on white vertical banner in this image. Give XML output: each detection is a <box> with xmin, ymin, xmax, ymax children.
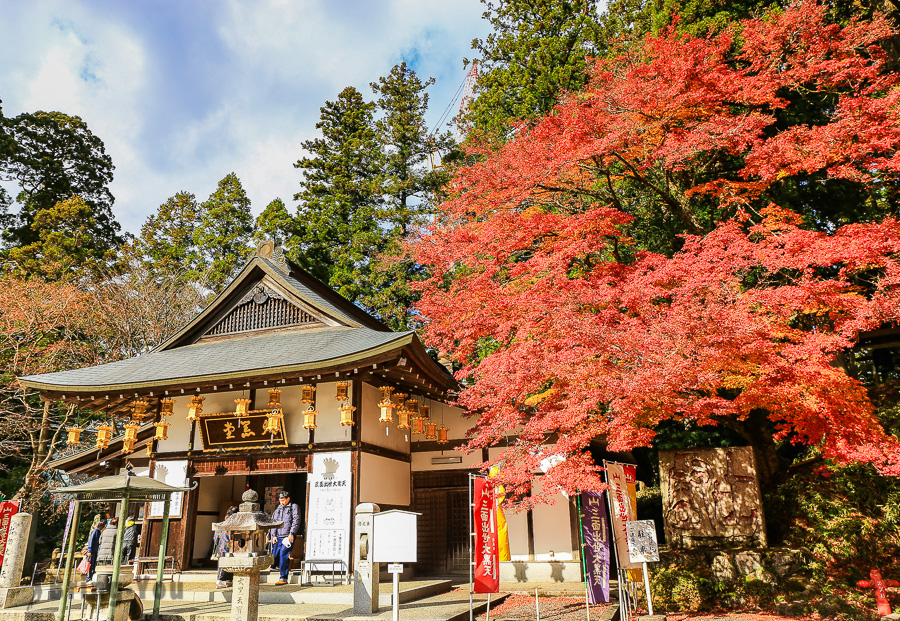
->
<box><xmin>305</xmin><ymin>451</ymin><xmax>352</xmax><ymax>569</ymax></box>
<box><xmin>606</xmin><ymin>462</ymin><xmax>640</xmax><ymax>570</ymax></box>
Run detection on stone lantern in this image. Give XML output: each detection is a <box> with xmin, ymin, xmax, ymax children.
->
<box><xmin>212</xmin><ymin>489</ymin><xmax>283</xmax><ymax>621</ymax></box>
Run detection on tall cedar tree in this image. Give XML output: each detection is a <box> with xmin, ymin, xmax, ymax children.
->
<box><xmin>254</xmin><ymin>198</ymin><xmax>295</xmax><ymax>247</ymax></box>
<box><xmin>465</xmin><ymin>0</ymin><xmax>604</xmax><ymax>141</ymax></box>
<box><xmin>366</xmin><ymin>63</ymin><xmax>453</xmax><ymax>330</ymax></box>
<box><xmin>411</xmin><ymin>2</ymin><xmax>900</xmax><ymax>502</ymax></box>
<box><xmin>0</xmin><ymin>110</ymin><xmax>123</xmax><ymax>263</ymax></box>
<box><xmin>293</xmin><ymin>86</ymin><xmax>383</xmax><ymax>303</ymax></box>
<box><xmin>132</xmin><ymin>191</ymin><xmax>203</xmax><ymax>278</ymax></box>
<box><xmin>195</xmin><ymin>173</ymin><xmax>254</xmax><ymax>290</ymax></box>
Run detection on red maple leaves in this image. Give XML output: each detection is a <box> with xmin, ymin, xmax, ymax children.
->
<box><xmin>411</xmin><ymin>2</ymin><xmax>900</xmax><ymax>499</ymax></box>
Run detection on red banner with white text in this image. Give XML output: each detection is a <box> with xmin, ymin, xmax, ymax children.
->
<box><xmin>0</xmin><ymin>501</ymin><xmax>21</xmax><ymax>569</ymax></box>
<box><xmin>473</xmin><ymin>477</ymin><xmax>499</xmax><ymax>593</ymax></box>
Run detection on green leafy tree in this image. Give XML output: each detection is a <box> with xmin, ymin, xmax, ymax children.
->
<box><xmin>293</xmin><ymin>86</ymin><xmax>384</xmax><ymax>302</ymax></box>
<box><xmin>465</xmin><ymin>0</ymin><xmax>604</xmax><ymax>140</ymax></box>
<box><xmin>8</xmin><ymin>196</ymin><xmax>115</xmax><ymax>279</ymax></box>
<box><xmin>0</xmin><ymin>110</ymin><xmax>122</xmax><ymax>257</ymax></box>
<box><xmin>131</xmin><ymin>191</ymin><xmax>202</xmax><ymax>277</ymax></box>
<box><xmin>195</xmin><ymin>173</ymin><xmax>253</xmax><ymax>289</ymax></box>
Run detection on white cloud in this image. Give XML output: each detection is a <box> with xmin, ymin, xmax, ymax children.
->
<box><xmin>0</xmin><ymin>0</ymin><xmax>488</xmax><ymax>235</ymax></box>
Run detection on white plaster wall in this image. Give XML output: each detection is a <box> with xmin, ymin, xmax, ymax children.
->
<box><xmin>156</xmin><ymin>395</ymin><xmax>192</xmax><ymax>453</ymax></box>
<box><xmin>359</xmin><ymin>453</ymin><xmax>410</xmax><ymax>506</ymax></box>
<box><xmin>506</xmin><ymin>506</ymin><xmax>530</xmax><ymax>560</ymax></box>
<box><xmin>312</xmin><ymin>381</ymin><xmax>353</xmax><ymax>443</ymax></box>
<box><xmin>278</xmin><ymin>384</ymin><xmax>314</xmax><ymax>446</ymax></box>
<box><xmin>430</xmin><ymin>401</ymin><xmax>470</xmax><ymax>441</ymax></box>
<box><xmin>532</xmin><ymin>479</ymin><xmax>574</xmax><ymax>561</ymax></box>
<box><xmin>360</xmin><ymin>382</ymin><xmax>410</xmax><ymax>453</ymax></box>
<box><xmin>410</xmin><ymin>449</ymin><xmax>482</xmax><ymax>471</ymax></box>
<box><xmin>192</xmin><ymin>475</ymin><xmax>247</xmax><ymax>560</ymax></box>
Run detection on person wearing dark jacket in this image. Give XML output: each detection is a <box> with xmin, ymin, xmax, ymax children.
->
<box><xmin>85</xmin><ymin>516</ymin><xmax>105</xmax><ymax>581</ymax></box>
<box><xmin>269</xmin><ymin>490</ymin><xmax>300</xmax><ymax>585</ymax></box>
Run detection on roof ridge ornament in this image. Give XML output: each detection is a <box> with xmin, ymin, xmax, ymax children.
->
<box><xmin>256</xmin><ymin>240</ymin><xmax>290</xmax><ymax>274</ymax></box>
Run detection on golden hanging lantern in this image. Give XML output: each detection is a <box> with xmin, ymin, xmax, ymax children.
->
<box><xmin>154</xmin><ymin>420</ymin><xmax>170</xmax><ymax>441</ymax></box>
<box><xmin>124</xmin><ymin>422</ymin><xmax>140</xmax><ymax>442</ymax></box>
<box><xmin>122</xmin><ymin>437</ymin><xmax>136</xmax><ymax>453</ymax></box>
<box><xmin>405</xmin><ymin>399</ymin><xmax>419</xmax><ymax>416</ymax></box>
<box><xmin>424</xmin><ymin>420</ymin><xmax>437</xmax><ymax>440</ymax></box>
<box><xmin>335</xmin><ymin>381</ymin><xmax>350</xmax><ymax>402</ymax></box>
<box><xmin>437</xmin><ymin>425</ymin><xmax>449</xmax><ymax>444</ymax></box>
<box><xmin>96</xmin><ymin>423</ymin><xmax>112</xmax><ymax>449</ymax></box>
<box><xmin>235</xmin><ymin>398</ymin><xmax>252</xmax><ymax>417</ymax></box>
<box><xmin>66</xmin><ymin>427</ymin><xmax>83</xmax><ymax>446</ymax></box>
<box><xmin>146</xmin><ymin>442</ymin><xmax>154</xmax><ymax>457</ymax></box>
<box><xmin>131</xmin><ymin>399</ymin><xmax>149</xmax><ymax>422</ymax></box>
<box><xmin>420</xmin><ymin>403</ymin><xmax>430</xmax><ymax>420</ymax></box>
<box><xmin>378</xmin><ymin>398</ymin><xmax>394</xmax><ymax>424</ymax></box>
<box><xmin>264</xmin><ymin>407</ymin><xmax>283</xmax><ymax>434</ymax></box>
<box><xmin>393</xmin><ymin>391</ymin><xmax>407</xmax><ymax>406</ymax></box>
<box><xmin>379</xmin><ymin>385</ymin><xmax>395</xmax><ymax>402</ymax></box>
<box><xmin>411</xmin><ymin>415</ymin><xmax>425</xmax><ymax>436</ymax></box>
<box><xmin>301</xmin><ymin>384</ymin><xmax>316</xmax><ymax>405</ymax></box>
<box><xmin>397</xmin><ymin>407</ymin><xmax>410</xmax><ymax>430</ymax></box>
<box><xmin>303</xmin><ymin>407</ymin><xmax>318</xmax><ymax>430</ymax></box>
<box><xmin>186</xmin><ymin>395</ymin><xmax>205</xmax><ymax>422</ymax></box>
<box><xmin>267</xmin><ymin>388</ymin><xmax>283</xmax><ymax>408</ymax></box>
<box><xmin>160</xmin><ymin>397</ymin><xmax>175</xmax><ymax>417</ymax></box>
<box><xmin>339</xmin><ymin>403</ymin><xmax>356</xmax><ymax>426</ymax></box>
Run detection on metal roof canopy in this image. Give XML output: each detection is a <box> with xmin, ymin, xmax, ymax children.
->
<box><xmin>50</xmin><ymin>466</ymin><xmax>196</xmax><ymax>621</ymax></box>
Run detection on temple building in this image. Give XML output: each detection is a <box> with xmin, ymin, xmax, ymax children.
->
<box><xmin>22</xmin><ymin>244</ymin><xmax>579</xmax><ymax>579</ymax></box>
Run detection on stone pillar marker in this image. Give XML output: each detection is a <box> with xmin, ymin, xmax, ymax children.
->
<box><xmin>0</xmin><ymin>512</ymin><xmax>34</xmax><ymax>608</ymax></box>
<box><xmin>214</xmin><ymin>489</ymin><xmax>282</xmax><ymax>621</ymax></box>
<box><xmin>353</xmin><ymin>503</ymin><xmax>380</xmax><ymax>614</ymax></box>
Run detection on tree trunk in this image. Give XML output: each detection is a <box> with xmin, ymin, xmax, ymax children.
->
<box><xmin>14</xmin><ymin>399</ymin><xmax>53</xmax><ymax>504</ymax></box>
<box><xmin>721</xmin><ymin>410</ymin><xmax>781</xmax><ymax>490</ymax></box>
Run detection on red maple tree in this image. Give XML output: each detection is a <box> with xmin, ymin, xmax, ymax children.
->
<box><xmin>411</xmin><ymin>1</ymin><xmax>900</xmax><ymax>501</ymax></box>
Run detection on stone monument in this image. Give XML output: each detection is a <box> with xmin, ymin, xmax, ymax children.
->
<box><xmin>0</xmin><ymin>512</ymin><xmax>34</xmax><ymax>608</ymax></box>
<box><xmin>213</xmin><ymin>489</ymin><xmax>282</xmax><ymax>621</ymax></box>
<box><xmin>659</xmin><ymin>446</ymin><xmax>766</xmax><ymax>548</ymax></box>
<box><xmin>353</xmin><ymin>503</ymin><xmax>380</xmax><ymax>614</ymax></box>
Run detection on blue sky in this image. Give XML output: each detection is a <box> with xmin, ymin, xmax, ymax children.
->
<box><xmin>0</xmin><ymin>0</ymin><xmax>488</xmax><ymax>235</ymax></box>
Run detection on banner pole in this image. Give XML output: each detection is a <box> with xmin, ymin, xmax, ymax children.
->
<box><xmin>469</xmin><ymin>473</ymin><xmax>474</xmax><ymax>621</ymax></box>
<box><xmin>642</xmin><ymin>561</ymin><xmax>653</xmax><ymax>616</ymax></box>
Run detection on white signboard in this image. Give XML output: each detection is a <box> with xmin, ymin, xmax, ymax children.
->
<box><xmin>305</xmin><ymin>452</ymin><xmax>352</xmax><ymax>567</ymax></box>
<box><xmin>149</xmin><ymin>460</ymin><xmax>187</xmax><ymax>518</ymax></box>
<box><xmin>371</xmin><ymin>510</ymin><xmax>419</xmax><ymax>563</ymax></box>
<box><xmin>626</xmin><ymin>520</ymin><xmax>660</xmax><ymax>563</ymax></box>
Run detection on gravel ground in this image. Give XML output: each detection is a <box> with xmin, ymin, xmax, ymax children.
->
<box><xmin>475</xmin><ymin>595</ymin><xmax>615</xmax><ymax>620</ymax></box>
<box><xmin>474</xmin><ymin>595</ymin><xmax>823</xmax><ymax>621</ymax></box>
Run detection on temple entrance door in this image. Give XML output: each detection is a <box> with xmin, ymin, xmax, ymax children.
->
<box><xmin>248</xmin><ymin>472</ymin><xmax>307</xmax><ymax>569</ymax></box>
<box><xmin>413</xmin><ymin>487</ymin><xmax>469</xmax><ymax>575</ymax></box>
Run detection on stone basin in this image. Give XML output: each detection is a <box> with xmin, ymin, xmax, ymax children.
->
<box><xmin>93</xmin><ymin>564</ymin><xmax>134</xmax><ymax>590</ymax></box>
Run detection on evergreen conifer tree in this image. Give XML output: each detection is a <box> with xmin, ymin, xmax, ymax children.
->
<box><xmin>195</xmin><ymin>173</ymin><xmax>253</xmax><ymax>289</ymax></box>
<box><xmin>132</xmin><ymin>191</ymin><xmax>202</xmax><ymax>278</ymax></box>
<box><xmin>293</xmin><ymin>86</ymin><xmax>383</xmax><ymax>303</ymax></box>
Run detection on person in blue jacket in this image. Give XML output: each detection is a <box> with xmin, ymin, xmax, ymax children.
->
<box><xmin>84</xmin><ymin>515</ymin><xmax>105</xmax><ymax>581</ymax></box>
<box><xmin>268</xmin><ymin>490</ymin><xmax>300</xmax><ymax>585</ymax></box>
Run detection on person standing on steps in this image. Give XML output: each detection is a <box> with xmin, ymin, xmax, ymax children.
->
<box><xmin>269</xmin><ymin>490</ymin><xmax>300</xmax><ymax>585</ymax></box>
<box><xmin>84</xmin><ymin>515</ymin><xmax>105</xmax><ymax>582</ymax></box>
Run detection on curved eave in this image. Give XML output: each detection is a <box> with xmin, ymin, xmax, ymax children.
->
<box><xmin>21</xmin><ymin>332</ymin><xmax>416</xmax><ymax>394</ymax></box>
